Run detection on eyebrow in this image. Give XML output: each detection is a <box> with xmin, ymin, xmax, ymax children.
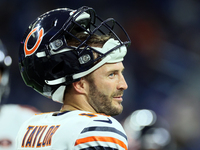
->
<box><xmin>109</xmin><ymin>67</ymin><xmax>125</xmax><ymax>74</ymax></box>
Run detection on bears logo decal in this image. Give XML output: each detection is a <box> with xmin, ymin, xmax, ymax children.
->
<box><xmin>24</xmin><ymin>27</ymin><xmax>44</xmax><ymax>57</ymax></box>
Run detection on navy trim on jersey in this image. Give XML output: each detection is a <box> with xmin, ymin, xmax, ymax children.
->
<box><xmin>81</xmin><ymin>126</ymin><xmax>127</xmax><ymax>140</ymax></box>
<box><xmin>94</xmin><ymin>118</ymin><xmax>112</xmax><ymax>124</ymax></box>
<box><xmin>80</xmin><ymin>146</ymin><xmax>118</xmax><ymax>150</ymax></box>
<box><xmin>56</xmin><ymin>111</ymin><xmax>70</xmax><ymax>116</ymax></box>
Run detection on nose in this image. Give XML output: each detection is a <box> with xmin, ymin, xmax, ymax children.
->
<box><xmin>117</xmin><ymin>74</ymin><xmax>128</xmax><ymax>90</ymax></box>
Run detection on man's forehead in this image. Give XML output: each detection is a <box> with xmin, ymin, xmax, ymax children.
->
<box><xmin>104</xmin><ymin>62</ymin><xmax>124</xmax><ymax>67</ymax></box>
<box><xmin>95</xmin><ymin>62</ymin><xmax>124</xmax><ymax>72</ymax></box>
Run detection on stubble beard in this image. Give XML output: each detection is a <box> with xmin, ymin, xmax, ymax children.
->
<box><xmin>88</xmin><ymin>82</ymin><xmax>123</xmax><ymax>116</ymax></box>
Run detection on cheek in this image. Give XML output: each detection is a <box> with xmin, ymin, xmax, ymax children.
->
<box><xmin>96</xmin><ymin>80</ymin><xmax>115</xmax><ymax>95</ymax></box>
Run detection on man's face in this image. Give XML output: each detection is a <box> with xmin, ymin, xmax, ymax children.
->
<box><xmin>86</xmin><ymin>62</ymin><xmax>128</xmax><ymax>116</ymax></box>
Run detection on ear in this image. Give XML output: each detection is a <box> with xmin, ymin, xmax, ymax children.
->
<box><xmin>72</xmin><ymin>78</ymin><xmax>88</xmax><ymax>94</ymax></box>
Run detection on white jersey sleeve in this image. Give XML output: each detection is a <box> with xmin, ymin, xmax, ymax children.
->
<box><xmin>0</xmin><ymin>104</ymin><xmax>39</xmax><ymax>150</ymax></box>
<box><xmin>16</xmin><ymin>110</ymin><xmax>128</xmax><ymax>150</ymax></box>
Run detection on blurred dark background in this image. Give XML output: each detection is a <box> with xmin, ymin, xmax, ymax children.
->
<box><xmin>1</xmin><ymin>0</ymin><xmax>200</xmax><ymax>149</ymax></box>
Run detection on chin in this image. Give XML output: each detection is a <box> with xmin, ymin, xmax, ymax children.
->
<box><xmin>110</xmin><ymin>106</ymin><xmax>123</xmax><ymax>116</ymax></box>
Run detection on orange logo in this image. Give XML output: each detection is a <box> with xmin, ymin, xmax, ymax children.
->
<box><xmin>24</xmin><ymin>27</ymin><xmax>44</xmax><ymax>57</ymax></box>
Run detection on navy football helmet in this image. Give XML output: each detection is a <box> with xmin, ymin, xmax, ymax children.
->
<box><xmin>0</xmin><ymin>40</ymin><xmax>12</xmax><ymax>103</ymax></box>
<box><xmin>19</xmin><ymin>6</ymin><xmax>131</xmax><ymax>103</ymax></box>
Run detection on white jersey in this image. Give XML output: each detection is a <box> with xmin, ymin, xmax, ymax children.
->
<box><xmin>16</xmin><ymin>110</ymin><xmax>128</xmax><ymax>150</ymax></box>
<box><xmin>0</xmin><ymin>104</ymin><xmax>39</xmax><ymax>150</ymax></box>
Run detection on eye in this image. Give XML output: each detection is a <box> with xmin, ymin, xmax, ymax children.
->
<box><xmin>109</xmin><ymin>73</ymin><xmax>114</xmax><ymax>77</ymax></box>
<box><xmin>109</xmin><ymin>72</ymin><xmax>117</xmax><ymax>79</ymax></box>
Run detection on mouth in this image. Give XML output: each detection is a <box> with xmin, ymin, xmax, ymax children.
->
<box><xmin>113</xmin><ymin>95</ymin><xmax>123</xmax><ymax>102</ymax></box>
<box><xmin>112</xmin><ymin>91</ymin><xmax>124</xmax><ymax>102</ymax></box>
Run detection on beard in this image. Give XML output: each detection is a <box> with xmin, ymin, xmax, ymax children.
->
<box><xmin>88</xmin><ymin>81</ymin><xmax>124</xmax><ymax>116</ymax></box>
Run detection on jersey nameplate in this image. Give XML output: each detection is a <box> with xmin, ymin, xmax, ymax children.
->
<box><xmin>21</xmin><ymin>125</ymin><xmax>60</xmax><ymax>148</ymax></box>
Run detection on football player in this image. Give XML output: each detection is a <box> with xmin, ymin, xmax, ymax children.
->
<box><xmin>0</xmin><ymin>40</ymin><xmax>39</xmax><ymax>150</ymax></box>
<box><xmin>16</xmin><ymin>6</ymin><xmax>131</xmax><ymax>150</ymax></box>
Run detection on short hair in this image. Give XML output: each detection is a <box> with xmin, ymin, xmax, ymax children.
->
<box><xmin>66</xmin><ymin>32</ymin><xmax>111</xmax><ymax>48</ymax></box>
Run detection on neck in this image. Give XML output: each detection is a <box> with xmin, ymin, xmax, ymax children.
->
<box><xmin>60</xmin><ymin>104</ymin><xmax>81</xmax><ymax>112</ymax></box>
<box><xmin>60</xmin><ymin>95</ymin><xmax>97</xmax><ymax>113</ymax></box>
